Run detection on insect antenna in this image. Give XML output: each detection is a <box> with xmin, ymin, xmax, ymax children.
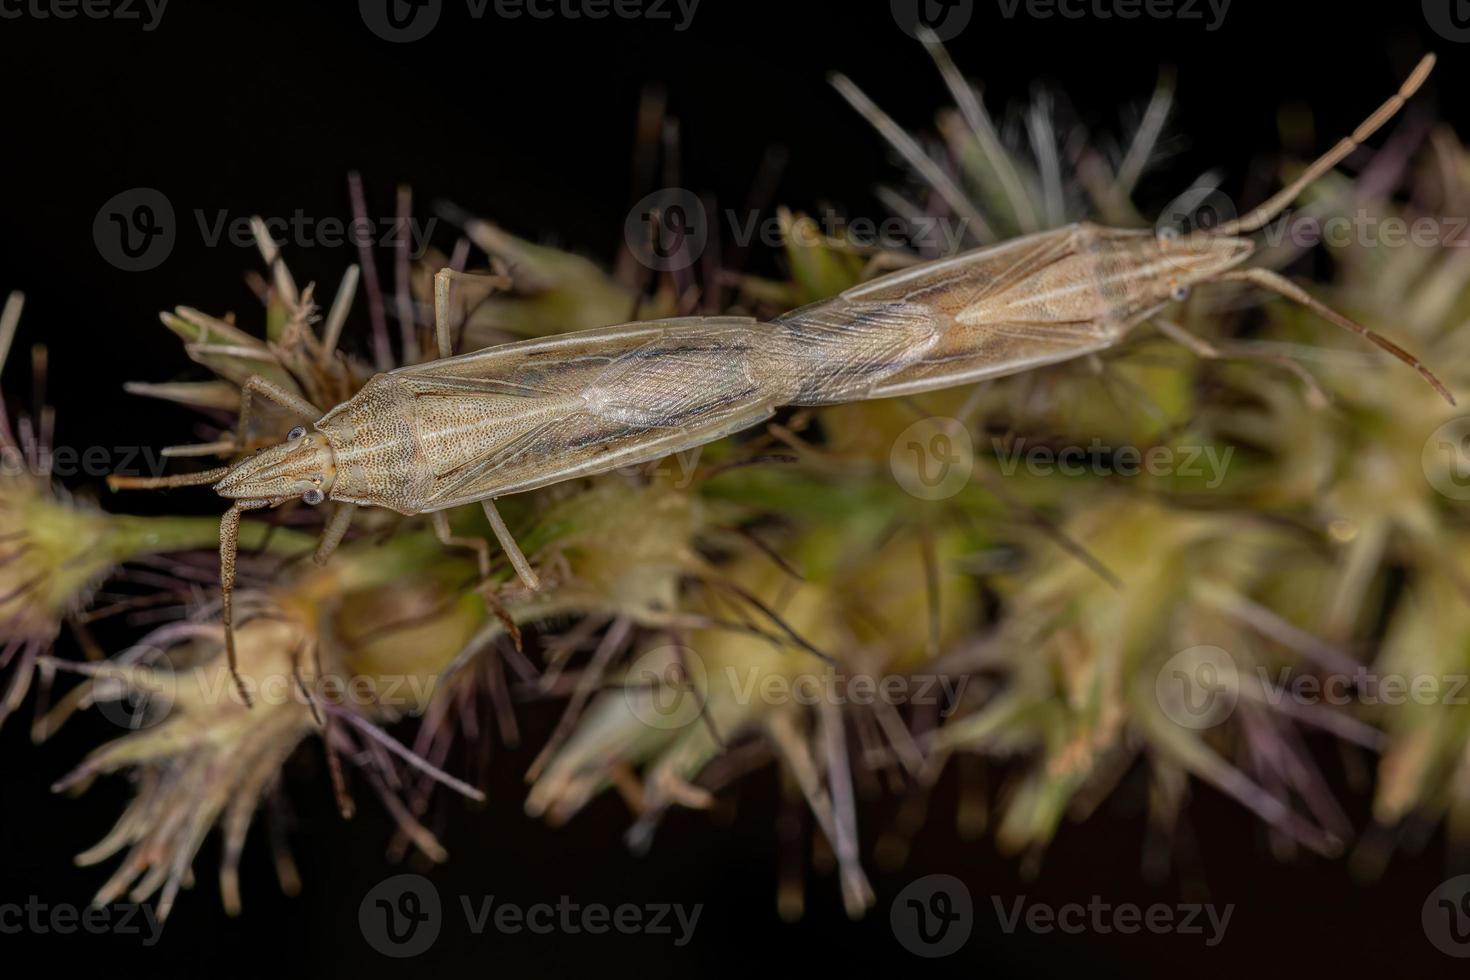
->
<box><xmin>1220</xmin><ymin>267</ymin><xmax>1454</xmax><ymax>405</ymax></box>
<box><xmin>1213</xmin><ymin>54</ymin><xmax>1435</xmax><ymax>237</ymax></box>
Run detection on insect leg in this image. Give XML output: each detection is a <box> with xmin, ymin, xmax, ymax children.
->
<box><xmin>482</xmin><ymin>499</ymin><xmax>541</xmax><ymax>591</ymax></box>
<box><xmin>235</xmin><ymin>375</ymin><xmax>323</xmax><ymax>452</ymax></box>
<box><xmin>1151</xmin><ymin>316</ymin><xmax>1329</xmax><ymax>408</ymax></box>
<box><xmin>157</xmin><ymin>376</ymin><xmax>324</xmax><ymax>460</ymax></box>
<box><xmin>433</xmin><ymin>267</ymin><xmax>512</xmax><ymax>360</ymax></box>
<box><xmin>431</xmin><ymin>510</ymin><xmax>491</xmax><ymax>578</ymax></box>
<box><xmin>313</xmin><ymin>503</ymin><xmax>358</xmax><ymax>565</ymax></box>
<box><xmin>434</xmin><ymin>269</ymin><xmax>455</xmax><ymax>360</ymax></box>
<box><xmin>220</xmin><ymin>498</ymin><xmax>271</xmax><ymax>709</ymax></box>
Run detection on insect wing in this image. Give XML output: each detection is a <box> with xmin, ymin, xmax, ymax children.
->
<box><xmin>395</xmin><ymin>318</ymin><xmax>780</xmax><ymax>507</ymax></box>
<box><xmin>806</xmin><ymin>225</ymin><xmax>1114</xmax><ymax>397</ymax></box>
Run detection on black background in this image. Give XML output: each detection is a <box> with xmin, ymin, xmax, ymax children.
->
<box><xmin>1</xmin><ymin>1</ymin><xmax>1467</xmax><ymax>976</ymax></box>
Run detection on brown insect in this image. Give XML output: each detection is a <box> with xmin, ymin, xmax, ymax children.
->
<box><xmin>116</xmin><ymin>55</ymin><xmax>1448</xmax><ymax>704</ymax></box>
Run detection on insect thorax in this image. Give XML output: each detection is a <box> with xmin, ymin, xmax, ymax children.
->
<box><xmin>315</xmin><ymin>375</ymin><xmax>431</xmax><ymax>515</ymax></box>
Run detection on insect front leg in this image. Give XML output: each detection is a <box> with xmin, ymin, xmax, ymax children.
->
<box><xmin>234</xmin><ymin>376</ymin><xmax>323</xmax><ymax>453</ymax></box>
<box><xmin>157</xmin><ymin>376</ymin><xmax>324</xmax><ymax>460</ymax></box>
<box><xmin>220</xmin><ymin>498</ymin><xmax>273</xmax><ymax>708</ymax></box>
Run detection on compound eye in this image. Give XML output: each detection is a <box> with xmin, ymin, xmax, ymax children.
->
<box><xmin>302</xmin><ymin>488</ymin><xmax>324</xmax><ymax>505</ymax></box>
<box><xmin>1170</xmin><ymin>282</ymin><xmax>1190</xmax><ymax>303</ymax></box>
<box><xmin>288</xmin><ymin>425</ymin><xmax>306</xmax><ymax>441</ymax></box>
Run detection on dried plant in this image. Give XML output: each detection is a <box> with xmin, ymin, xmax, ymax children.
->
<box><xmin>6</xmin><ymin>40</ymin><xmax>1469</xmax><ymax>931</ymax></box>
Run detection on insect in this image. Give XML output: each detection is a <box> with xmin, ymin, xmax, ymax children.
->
<box><xmin>115</xmin><ymin>55</ymin><xmax>1448</xmax><ymax>704</ymax></box>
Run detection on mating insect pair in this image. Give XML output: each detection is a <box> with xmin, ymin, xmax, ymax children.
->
<box><xmin>115</xmin><ymin>54</ymin><xmax>1449</xmax><ymax>705</ymax></box>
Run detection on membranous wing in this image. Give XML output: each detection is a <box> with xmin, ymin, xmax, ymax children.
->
<box><xmin>792</xmin><ymin>224</ymin><xmax>1118</xmax><ymax>401</ymax></box>
<box><xmin>774</xmin><ymin>298</ymin><xmax>945</xmax><ymax>406</ymax></box>
<box><xmin>392</xmin><ymin>318</ymin><xmax>781</xmax><ymax>508</ymax></box>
